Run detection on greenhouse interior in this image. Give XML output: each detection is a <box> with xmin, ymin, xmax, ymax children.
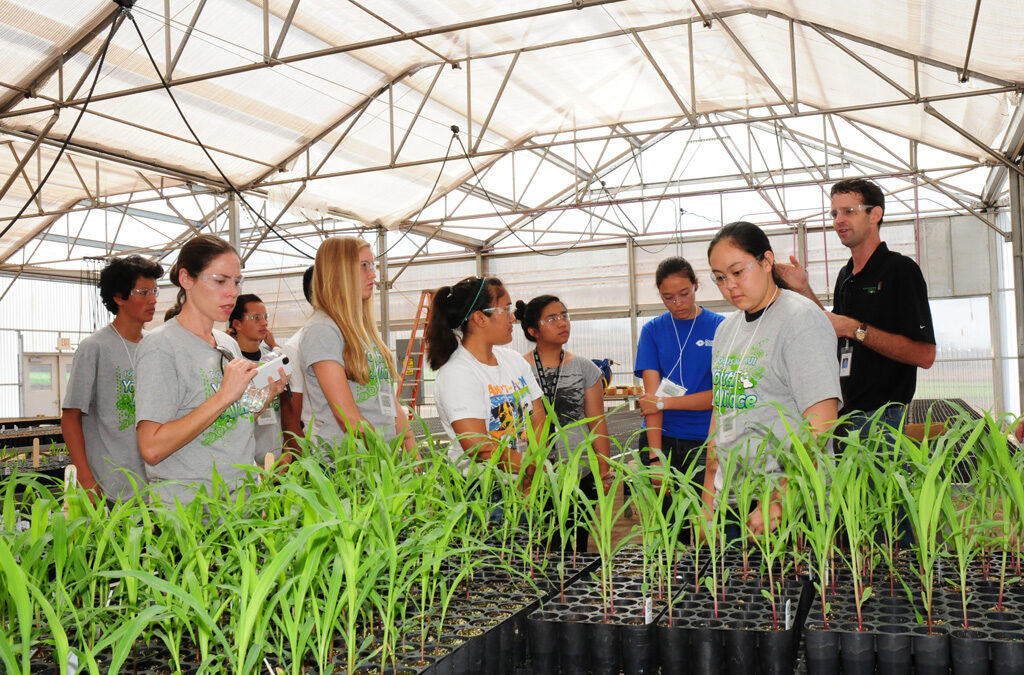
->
<box><xmin>2</xmin><ymin>0</ymin><xmax>1024</xmax><ymax>673</ymax></box>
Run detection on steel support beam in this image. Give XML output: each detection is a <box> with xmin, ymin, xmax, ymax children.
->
<box><xmin>4</xmin><ymin>0</ymin><xmax>628</xmax><ymax>121</ymax></box>
<box><xmin>167</xmin><ymin>0</ymin><xmax>208</xmax><ymax>79</ymax></box>
<box><xmin>924</xmin><ymin>104</ymin><xmax>1024</xmax><ymax>180</ymax></box>
<box><xmin>1010</xmin><ymin>169</ymin><xmax>1024</xmax><ymax>410</ymax></box>
<box><xmin>0</xmin><ymin>112</ymin><xmax>59</xmax><ymax>202</ymax></box>
<box><xmin>0</xmin><ymin>4</ymin><xmax>120</xmax><ymax>114</ymax></box>
<box><xmin>377</xmin><ymin>227</ymin><xmax>390</xmax><ymax>339</ymax></box>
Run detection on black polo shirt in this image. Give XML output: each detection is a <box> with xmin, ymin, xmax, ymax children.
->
<box><xmin>832</xmin><ymin>242</ymin><xmax>935</xmax><ymax>413</ymax></box>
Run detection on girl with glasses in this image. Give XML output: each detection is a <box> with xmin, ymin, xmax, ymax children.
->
<box><xmin>702</xmin><ymin>222</ymin><xmax>840</xmax><ymax>536</ymax></box>
<box><xmin>298</xmin><ymin>237</ymin><xmax>415</xmax><ymax>456</ymax></box>
<box><xmin>634</xmin><ymin>257</ymin><xmax>724</xmax><ymax>542</ymax></box>
<box><xmin>229</xmin><ymin>293</ymin><xmax>283</xmax><ymax>467</ymax></box>
<box><xmin>515</xmin><ymin>294</ymin><xmax>611</xmax><ymax>549</ymax></box>
<box><xmin>135</xmin><ymin>235</ymin><xmax>289</xmax><ymax>506</ymax></box>
<box><xmin>426</xmin><ymin>277</ymin><xmax>544</xmax><ymax>487</ymax></box>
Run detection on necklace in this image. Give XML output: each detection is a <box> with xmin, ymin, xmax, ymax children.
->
<box><xmin>109</xmin><ymin>324</ymin><xmax>138</xmax><ymax>371</ymax></box>
<box><xmin>533</xmin><ymin>348</ymin><xmax>565</xmax><ymax>402</ymax></box>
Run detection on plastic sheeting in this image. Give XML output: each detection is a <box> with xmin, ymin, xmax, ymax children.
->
<box><xmin>0</xmin><ymin>0</ymin><xmax>1021</xmax><ymax>260</ymax></box>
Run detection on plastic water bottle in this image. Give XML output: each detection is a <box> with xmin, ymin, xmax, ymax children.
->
<box><xmin>238</xmin><ymin>347</ymin><xmax>282</xmax><ymax>413</ymax></box>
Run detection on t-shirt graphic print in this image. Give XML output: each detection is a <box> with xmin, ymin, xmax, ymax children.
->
<box><xmin>114</xmin><ymin>365</ymin><xmax>136</xmax><ymax>431</ymax></box>
<box><xmin>487</xmin><ymin>376</ymin><xmax>532</xmax><ymax>446</ymax></box>
<box><xmin>199</xmin><ymin>369</ymin><xmax>254</xmax><ymax>445</ymax></box>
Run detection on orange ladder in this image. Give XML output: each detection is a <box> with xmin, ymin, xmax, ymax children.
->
<box><xmin>398</xmin><ymin>290</ymin><xmax>433</xmax><ymax>409</ymax></box>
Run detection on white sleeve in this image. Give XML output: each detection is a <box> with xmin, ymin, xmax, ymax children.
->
<box><xmin>435</xmin><ymin>359</ymin><xmax>489</xmax><ymax>423</ymax></box>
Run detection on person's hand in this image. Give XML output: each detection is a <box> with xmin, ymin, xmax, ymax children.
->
<box><xmin>264</xmin><ymin>329</ymin><xmax>279</xmax><ymax>350</ymax></box>
<box><xmin>261</xmin><ymin>367</ymin><xmax>291</xmax><ymax>398</ymax></box>
<box><xmin>775</xmin><ymin>255</ymin><xmax>810</xmax><ymax>293</ymax></box>
<box><xmin>825</xmin><ymin>311</ymin><xmax>859</xmax><ymax>340</ymax></box>
<box><xmin>218</xmin><ymin>358</ymin><xmax>258</xmax><ymax>403</ymax></box>
<box><xmin>599</xmin><ymin>470</ymin><xmax>614</xmax><ymax>491</ymax></box>
<box><xmin>79</xmin><ymin>475</ymin><xmax>103</xmax><ymax>506</ymax></box>
<box><xmin>748</xmin><ymin>500</ymin><xmax>783</xmax><ymax>536</ymax></box>
<box><xmin>1014</xmin><ymin>419</ymin><xmax>1023</xmax><ymax>443</ymax></box>
<box><xmin>638</xmin><ymin>393</ymin><xmax>662</xmax><ymax>416</ymax></box>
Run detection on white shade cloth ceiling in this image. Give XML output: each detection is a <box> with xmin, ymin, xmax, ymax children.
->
<box><xmin>0</xmin><ymin>0</ymin><xmax>1021</xmax><ymax>260</ymax></box>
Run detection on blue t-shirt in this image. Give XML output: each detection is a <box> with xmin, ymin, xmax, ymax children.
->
<box><xmin>634</xmin><ymin>308</ymin><xmax>724</xmax><ymax>440</ymax></box>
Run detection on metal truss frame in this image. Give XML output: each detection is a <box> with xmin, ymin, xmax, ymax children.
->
<box><xmin>0</xmin><ymin>1</ymin><xmax>1021</xmax><ymax>284</ymax></box>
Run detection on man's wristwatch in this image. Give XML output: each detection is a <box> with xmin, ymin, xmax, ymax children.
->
<box><xmin>854</xmin><ymin>323</ymin><xmax>868</xmax><ymax>342</ymax></box>
<box><xmin>655</xmin><ymin>397</ymin><xmax>665</xmax><ymax>411</ymax></box>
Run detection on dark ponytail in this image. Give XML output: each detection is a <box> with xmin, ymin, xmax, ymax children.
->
<box><xmin>425</xmin><ymin>276</ymin><xmax>505</xmax><ymax>369</ymax></box>
<box><xmin>167</xmin><ymin>234</ymin><xmax>236</xmax><ymax>319</ymax></box>
<box><xmin>707</xmin><ymin>221</ymin><xmax>790</xmax><ymax>291</ymax></box>
<box><xmin>514</xmin><ymin>295</ymin><xmax>560</xmax><ymax>342</ymax></box>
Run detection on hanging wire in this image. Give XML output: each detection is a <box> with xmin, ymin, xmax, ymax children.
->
<box><xmin>0</xmin><ymin>13</ymin><xmax>122</xmax><ymax>241</ymax></box>
<box><xmin>125</xmin><ymin>11</ymin><xmax>317</xmax><ymax>261</ymax></box>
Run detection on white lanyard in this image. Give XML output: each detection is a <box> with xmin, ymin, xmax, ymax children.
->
<box><xmin>720</xmin><ymin>287</ymin><xmax>780</xmax><ymax>404</ymax></box>
<box><xmin>669</xmin><ymin>311</ymin><xmax>698</xmax><ymax>388</ymax></box>
<box><xmin>110</xmin><ymin>324</ymin><xmax>136</xmax><ymax>371</ymax></box>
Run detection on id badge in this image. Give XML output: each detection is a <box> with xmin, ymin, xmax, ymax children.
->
<box><xmin>718</xmin><ymin>412</ymin><xmax>740</xmax><ymax>442</ymax></box>
<box><xmin>257</xmin><ymin>408</ymin><xmax>278</xmax><ymax>426</ymax></box>
<box><xmin>655</xmin><ymin>377</ymin><xmax>687</xmax><ymax>398</ymax></box>
<box><xmin>378</xmin><ymin>387</ymin><xmax>397</xmax><ymax>418</ymax></box>
<box><xmin>839</xmin><ymin>346</ymin><xmax>853</xmax><ymax>378</ymax></box>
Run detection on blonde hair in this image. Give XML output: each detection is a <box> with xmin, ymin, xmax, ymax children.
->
<box><xmin>312</xmin><ymin>237</ymin><xmax>395</xmax><ymax>385</ymax></box>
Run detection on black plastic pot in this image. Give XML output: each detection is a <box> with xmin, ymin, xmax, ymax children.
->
<box><xmin>689</xmin><ymin>626</ymin><xmax>722</xmax><ymax>675</ymax></box>
<box><xmin>588</xmin><ymin>621</ymin><xmax>620</xmax><ymax>675</ymax></box>
<box><xmin>526</xmin><ymin>615</ymin><xmax>558</xmax><ymax>675</ymax></box>
<box><xmin>483</xmin><ymin>622</ymin><xmax>501</xmax><ymax>674</ymax></box>
<box><xmin>620</xmin><ymin>622</ymin><xmax>656</xmax><ymax>675</ymax></box>
<box><xmin>657</xmin><ymin>624</ymin><xmax>690</xmax><ymax>675</ymax></box>
<box><xmin>723</xmin><ymin>627</ymin><xmax>757</xmax><ymax>675</ymax></box>
<box><xmin>876</xmin><ymin>625</ymin><xmax>912</xmax><ymax>675</ymax></box>
<box><xmin>913</xmin><ymin>627</ymin><xmax>951</xmax><ymax>675</ymax></box>
<box><xmin>991</xmin><ymin>633</ymin><xmax>1024</xmax><ymax>670</ymax></box>
<box><xmin>951</xmin><ymin>629</ymin><xmax>990</xmax><ymax>675</ymax></box>
<box><xmin>560</xmin><ymin>614</ymin><xmax>590</xmax><ymax>675</ymax></box>
<box><xmin>804</xmin><ymin>625</ymin><xmax>839</xmax><ymax>675</ymax></box>
<box><xmin>758</xmin><ymin>626</ymin><xmax>794</xmax><ymax>675</ymax></box>
<box><xmin>840</xmin><ymin>630</ymin><xmax>874</xmax><ymax>675</ymax></box>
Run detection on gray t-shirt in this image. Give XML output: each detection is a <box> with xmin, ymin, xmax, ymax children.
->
<box><xmin>62</xmin><ymin>324</ymin><xmax>148</xmax><ymax>500</ymax></box>
<box><xmin>135</xmin><ymin>318</ymin><xmax>256</xmax><ymax>505</ymax></box>
<box><xmin>527</xmin><ymin>352</ymin><xmax>603</xmax><ymax>463</ymax></box>
<box><xmin>298</xmin><ymin>311</ymin><xmax>398</xmax><ymax>446</ymax></box>
<box><xmin>242</xmin><ymin>343</ymin><xmax>282</xmax><ymax>465</ymax></box>
<box><xmin>710</xmin><ymin>290</ymin><xmax>842</xmax><ymax>492</ymax></box>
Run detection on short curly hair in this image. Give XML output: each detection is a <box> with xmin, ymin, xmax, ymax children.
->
<box><xmin>98</xmin><ymin>255</ymin><xmax>164</xmax><ymax>315</ymax></box>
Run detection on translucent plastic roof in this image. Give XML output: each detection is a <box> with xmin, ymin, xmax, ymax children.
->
<box><xmin>0</xmin><ymin>0</ymin><xmax>1021</xmax><ymax>270</ymax></box>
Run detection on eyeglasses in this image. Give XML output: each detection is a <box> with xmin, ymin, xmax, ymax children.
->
<box><xmin>359</xmin><ymin>261</ymin><xmax>375</xmax><ymax>273</ymax></box>
<box><xmin>243</xmin><ymin>313</ymin><xmax>269</xmax><ymax>322</ymax></box>
<box><xmin>710</xmin><ymin>257</ymin><xmax>762</xmax><ymax>287</ymax></box>
<box><xmin>829</xmin><ymin>204</ymin><xmax>875</xmax><ymax>220</ymax></box>
<box><xmin>539</xmin><ymin>311</ymin><xmax>571</xmax><ymax>325</ymax></box>
<box><xmin>129</xmin><ymin>287</ymin><xmax>159</xmax><ymax>298</ymax></box>
<box><xmin>480</xmin><ymin>303</ymin><xmax>513</xmax><ymax>317</ymax></box>
<box><xmin>660</xmin><ymin>290</ymin><xmax>693</xmax><ymax>305</ymax></box>
<box><xmin>201</xmin><ymin>273</ymin><xmax>243</xmax><ymax>289</ymax></box>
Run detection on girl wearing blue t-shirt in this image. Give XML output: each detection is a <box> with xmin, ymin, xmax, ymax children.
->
<box><xmin>634</xmin><ymin>257</ymin><xmax>724</xmax><ymax>491</ymax></box>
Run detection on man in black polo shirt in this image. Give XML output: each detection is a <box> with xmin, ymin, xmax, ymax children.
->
<box><xmin>778</xmin><ymin>178</ymin><xmax>936</xmax><ymax>427</ymax></box>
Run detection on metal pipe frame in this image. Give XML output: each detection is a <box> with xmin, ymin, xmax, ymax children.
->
<box><xmin>0</xmin><ymin>2</ymin><xmax>1021</xmax><ymax>274</ymax></box>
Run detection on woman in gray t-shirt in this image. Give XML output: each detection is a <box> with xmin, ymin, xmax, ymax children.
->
<box><xmin>515</xmin><ymin>295</ymin><xmax>612</xmax><ymax>550</ymax></box>
<box><xmin>135</xmin><ymin>235</ymin><xmax>289</xmax><ymax>506</ymax></box>
<box><xmin>703</xmin><ymin>222</ymin><xmax>841</xmax><ymax>537</ymax></box>
<box><xmin>298</xmin><ymin>237</ymin><xmax>415</xmax><ymax>455</ymax></box>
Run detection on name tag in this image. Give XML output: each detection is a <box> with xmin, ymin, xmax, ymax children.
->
<box><xmin>718</xmin><ymin>412</ymin><xmax>740</xmax><ymax>443</ymax></box>
<box><xmin>378</xmin><ymin>387</ymin><xmax>397</xmax><ymax>419</ymax></box>
<box><xmin>839</xmin><ymin>346</ymin><xmax>853</xmax><ymax>378</ymax></box>
<box><xmin>257</xmin><ymin>408</ymin><xmax>278</xmax><ymax>426</ymax></box>
<box><xmin>655</xmin><ymin>377</ymin><xmax>687</xmax><ymax>398</ymax></box>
